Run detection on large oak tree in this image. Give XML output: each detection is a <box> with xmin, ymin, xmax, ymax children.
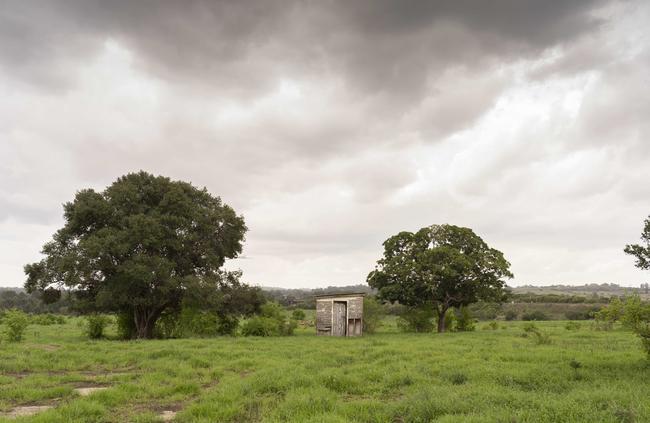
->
<box><xmin>367</xmin><ymin>224</ymin><xmax>513</xmax><ymax>332</ymax></box>
<box><xmin>24</xmin><ymin>171</ymin><xmax>247</xmax><ymax>338</ymax></box>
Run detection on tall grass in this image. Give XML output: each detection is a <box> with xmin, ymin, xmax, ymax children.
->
<box><xmin>0</xmin><ymin>319</ymin><xmax>648</xmax><ymax>422</ymax></box>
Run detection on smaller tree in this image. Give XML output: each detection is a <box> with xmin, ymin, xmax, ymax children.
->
<box><xmin>368</xmin><ymin>224</ymin><xmax>512</xmax><ymax>332</ymax></box>
<box><xmin>3</xmin><ymin>309</ymin><xmax>29</xmax><ymax>342</ymax></box>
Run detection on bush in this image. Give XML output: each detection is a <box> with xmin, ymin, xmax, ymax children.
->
<box><xmin>291</xmin><ymin>309</ymin><xmax>306</xmax><ymax>321</ymax></box>
<box><xmin>397</xmin><ymin>307</ymin><xmax>435</xmax><ymax>333</ymax></box>
<box><xmin>565</xmin><ymin>310</ymin><xmax>592</xmax><ymax>320</ymax></box>
<box><xmin>117</xmin><ymin>312</ymin><xmax>136</xmax><ymax>339</ymax></box>
<box><xmin>3</xmin><ymin>309</ymin><xmax>29</xmax><ymax>342</ymax></box>
<box><xmin>522</xmin><ymin>311</ymin><xmax>550</xmax><ymax>321</ymax></box>
<box><xmin>521</xmin><ymin>322</ymin><xmax>551</xmax><ymax>344</ymax></box>
<box><xmin>363</xmin><ymin>297</ymin><xmax>385</xmax><ymax>334</ymax></box>
<box><xmin>85</xmin><ymin>314</ymin><xmax>110</xmax><ymax>339</ymax></box>
<box><xmin>482</xmin><ymin>321</ymin><xmax>498</xmax><ymax>330</ymax></box>
<box><xmin>455</xmin><ymin>306</ymin><xmax>476</xmax><ymax>332</ymax></box>
<box><xmin>565</xmin><ymin>321</ymin><xmax>581</xmax><ymax>331</ymax></box>
<box><xmin>241</xmin><ymin>302</ymin><xmax>296</xmax><ymax>337</ymax></box>
<box><xmin>504</xmin><ymin>310</ymin><xmax>518</xmax><ymax>321</ymax></box>
<box><xmin>31</xmin><ymin>313</ymin><xmax>66</xmax><ymax>325</ymax></box>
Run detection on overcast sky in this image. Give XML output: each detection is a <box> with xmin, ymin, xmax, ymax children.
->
<box><xmin>1</xmin><ymin>0</ymin><xmax>649</xmax><ymax>289</ymax></box>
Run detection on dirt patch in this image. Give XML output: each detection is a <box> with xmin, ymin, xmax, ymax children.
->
<box><xmin>159</xmin><ymin>410</ymin><xmax>177</xmax><ymax>421</ymax></box>
<box><xmin>0</xmin><ymin>405</ymin><xmax>53</xmax><ymax>418</ymax></box>
<box><xmin>39</xmin><ymin>344</ymin><xmax>61</xmax><ymax>351</ymax></box>
<box><xmin>74</xmin><ymin>386</ymin><xmax>109</xmax><ymax>396</ymax></box>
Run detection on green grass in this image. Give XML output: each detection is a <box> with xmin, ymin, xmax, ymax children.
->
<box><xmin>0</xmin><ymin>319</ymin><xmax>648</xmax><ymax>422</ymax></box>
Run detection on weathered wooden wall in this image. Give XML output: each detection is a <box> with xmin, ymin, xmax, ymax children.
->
<box><xmin>347</xmin><ymin>297</ymin><xmax>363</xmax><ymax>319</ymax></box>
<box><xmin>316</xmin><ymin>299</ymin><xmax>332</xmax><ymax>335</ymax></box>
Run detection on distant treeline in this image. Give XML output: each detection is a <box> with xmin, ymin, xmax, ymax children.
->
<box><xmin>516</xmin><ymin>283</ymin><xmax>647</xmax><ymax>294</ymax></box>
<box><xmin>0</xmin><ymin>288</ymin><xmax>74</xmax><ymax>314</ymax></box>
<box><xmin>510</xmin><ymin>292</ymin><xmax>610</xmax><ymax>304</ymax></box>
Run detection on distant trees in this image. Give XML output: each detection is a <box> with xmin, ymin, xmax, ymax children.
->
<box><xmin>24</xmin><ymin>171</ymin><xmax>255</xmax><ymax>339</ymax></box>
<box><xmin>368</xmin><ymin>224</ymin><xmax>512</xmax><ymax>332</ymax></box>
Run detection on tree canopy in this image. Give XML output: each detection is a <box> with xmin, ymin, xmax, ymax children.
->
<box><xmin>24</xmin><ymin>171</ymin><xmax>249</xmax><ymax>338</ymax></box>
<box><xmin>367</xmin><ymin>224</ymin><xmax>513</xmax><ymax>332</ymax></box>
<box><xmin>624</xmin><ymin>215</ymin><xmax>650</xmax><ymax>271</ymax></box>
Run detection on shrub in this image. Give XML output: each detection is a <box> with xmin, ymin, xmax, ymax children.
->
<box><xmin>522</xmin><ymin>311</ymin><xmax>550</xmax><ymax>321</ymax></box>
<box><xmin>482</xmin><ymin>321</ymin><xmax>499</xmax><ymax>330</ymax></box>
<box><xmin>504</xmin><ymin>310</ymin><xmax>518</xmax><ymax>321</ymax></box>
<box><xmin>565</xmin><ymin>310</ymin><xmax>592</xmax><ymax>320</ymax></box>
<box><xmin>3</xmin><ymin>309</ymin><xmax>29</xmax><ymax>342</ymax></box>
<box><xmin>291</xmin><ymin>309</ymin><xmax>306</xmax><ymax>321</ymax></box>
<box><xmin>523</xmin><ymin>322</ymin><xmax>538</xmax><ymax>333</ymax></box>
<box><xmin>447</xmin><ymin>372</ymin><xmax>468</xmax><ymax>385</ymax></box>
<box><xmin>397</xmin><ymin>307</ymin><xmax>435</xmax><ymax>333</ymax></box>
<box><xmin>455</xmin><ymin>306</ymin><xmax>476</xmax><ymax>332</ymax></box>
<box><xmin>565</xmin><ymin>321</ymin><xmax>581</xmax><ymax>331</ymax></box>
<box><xmin>521</xmin><ymin>322</ymin><xmax>551</xmax><ymax>345</ymax></box>
<box><xmin>241</xmin><ymin>316</ymin><xmax>279</xmax><ymax>336</ymax></box>
<box><xmin>117</xmin><ymin>312</ymin><xmax>136</xmax><ymax>339</ymax></box>
<box><xmin>31</xmin><ymin>313</ymin><xmax>66</xmax><ymax>325</ymax></box>
<box><xmin>362</xmin><ymin>297</ymin><xmax>386</xmax><ymax>334</ymax></box>
<box><xmin>241</xmin><ymin>302</ymin><xmax>296</xmax><ymax>337</ymax></box>
<box><xmin>569</xmin><ymin>359</ymin><xmax>583</xmax><ymax>380</ymax></box>
<box><xmin>216</xmin><ymin>315</ymin><xmax>240</xmax><ymax>336</ymax></box>
<box><xmin>85</xmin><ymin>314</ymin><xmax>110</xmax><ymax>339</ymax></box>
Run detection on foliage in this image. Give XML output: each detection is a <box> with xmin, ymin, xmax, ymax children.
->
<box><xmin>0</xmin><ymin>289</ymin><xmax>73</xmax><ymax>314</ymax></box>
<box><xmin>24</xmin><ymin>171</ymin><xmax>249</xmax><ymax>339</ymax></box>
<box><xmin>3</xmin><ymin>309</ymin><xmax>29</xmax><ymax>342</ymax></box>
<box><xmin>565</xmin><ymin>321</ymin><xmax>581</xmax><ymax>331</ymax></box>
<box><xmin>521</xmin><ymin>323</ymin><xmax>551</xmax><ymax>345</ymax></box>
<box><xmin>291</xmin><ymin>309</ymin><xmax>306</xmax><ymax>320</ymax></box>
<box><xmin>241</xmin><ymin>303</ymin><xmax>296</xmax><ymax>337</ymax></box>
<box><xmin>504</xmin><ymin>310</ymin><xmax>518</xmax><ymax>321</ymax></box>
<box><xmin>368</xmin><ymin>224</ymin><xmax>512</xmax><ymax>332</ymax></box>
<box><xmin>483</xmin><ymin>321</ymin><xmax>499</xmax><ymax>330</ymax></box>
<box><xmin>362</xmin><ymin>297</ymin><xmax>385</xmax><ymax>334</ymax></box>
<box><xmin>30</xmin><ymin>313</ymin><xmax>66</xmax><ymax>325</ymax></box>
<box><xmin>624</xmin><ymin>215</ymin><xmax>650</xmax><ymax>271</ymax></box>
<box><xmin>521</xmin><ymin>310</ymin><xmax>550</xmax><ymax>321</ymax></box>
<box><xmin>454</xmin><ymin>306</ymin><xmax>476</xmax><ymax>331</ymax></box>
<box><xmin>396</xmin><ymin>306</ymin><xmax>435</xmax><ymax>333</ymax></box>
<box><xmin>597</xmin><ymin>295</ymin><xmax>650</xmax><ymax>358</ymax></box>
<box><xmin>565</xmin><ymin>309</ymin><xmax>596</xmax><ymax>320</ymax></box>
<box><xmin>85</xmin><ymin>314</ymin><xmax>111</xmax><ymax>339</ymax></box>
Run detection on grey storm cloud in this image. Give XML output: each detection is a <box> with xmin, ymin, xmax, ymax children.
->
<box><xmin>1</xmin><ymin>0</ymin><xmax>649</xmax><ymax>288</ymax></box>
<box><xmin>2</xmin><ymin>0</ymin><xmax>606</xmax><ymax>96</ymax></box>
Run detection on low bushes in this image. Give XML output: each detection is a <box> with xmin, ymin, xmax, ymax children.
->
<box><xmin>241</xmin><ymin>303</ymin><xmax>296</xmax><ymax>337</ymax></box>
<box><xmin>362</xmin><ymin>297</ymin><xmax>385</xmax><ymax>334</ymax></box>
<box><xmin>85</xmin><ymin>314</ymin><xmax>111</xmax><ymax>339</ymax></box>
<box><xmin>31</xmin><ymin>313</ymin><xmax>66</xmax><ymax>325</ymax></box>
<box><xmin>522</xmin><ymin>311</ymin><xmax>550</xmax><ymax>321</ymax></box>
<box><xmin>396</xmin><ymin>307</ymin><xmax>435</xmax><ymax>333</ymax></box>
<box><xmin>3</xmin><ymin>309</ymin><xmax>29</xmax><ymax>342</ymax></box>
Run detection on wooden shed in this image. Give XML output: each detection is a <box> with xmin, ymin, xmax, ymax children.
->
<box><xmin>315</xmin><ymin>293</ymin><xmax>365</xmax><ymax>336</ymax></box>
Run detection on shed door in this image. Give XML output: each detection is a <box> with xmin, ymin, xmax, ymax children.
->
<box><xmin>332</xmin><ymin>301</ymin><xmax>347</xmax><ymax>336</ymax></box>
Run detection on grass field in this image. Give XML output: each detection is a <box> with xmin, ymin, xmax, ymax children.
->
<box><xmin>1</xmin><ymin>318</ymin><xmax>649</xmax><ymax>422</ymax></box>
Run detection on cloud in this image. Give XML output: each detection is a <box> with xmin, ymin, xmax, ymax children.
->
<box><xmin>1</xmin><ymin>0</ymin><xmax>649</xmax><ymax>288</ymax></box>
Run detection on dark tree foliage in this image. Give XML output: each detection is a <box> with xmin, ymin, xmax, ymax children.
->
<box><xmin>367</xmin><ymin>224</ymin><xmax>513</xmax><ymax>332</ymax></box>
<box><xmin>625</xmin><ymin>216</ymin><xmax>650</xmax><ymax>271</ymax></box>
<box><xmin>24</xmin><ymin>171</ymin><xmax>248</xmax><ymax>339</ymax></box>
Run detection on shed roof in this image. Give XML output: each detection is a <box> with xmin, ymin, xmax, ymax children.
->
<box><xmin>314</xmin><ymin>292</ymin><xmax>367</xmax><ymax>299</ymax></box>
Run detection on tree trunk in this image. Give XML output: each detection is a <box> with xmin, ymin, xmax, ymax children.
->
<box><xmin>133</xmin><ymin>307</ymin><xmax>161</xmax><ymax>339</ymax></box>
<box><xmin>436</xmin><ymin>306</ymin><xmax>448</xmax><ymax>333</ymax></box>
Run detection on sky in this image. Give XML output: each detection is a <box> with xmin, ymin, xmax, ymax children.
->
<box><xmin>1</xmin><ymin>0</ymin><xmax>649</xmax><ymax>289</ymax></box>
